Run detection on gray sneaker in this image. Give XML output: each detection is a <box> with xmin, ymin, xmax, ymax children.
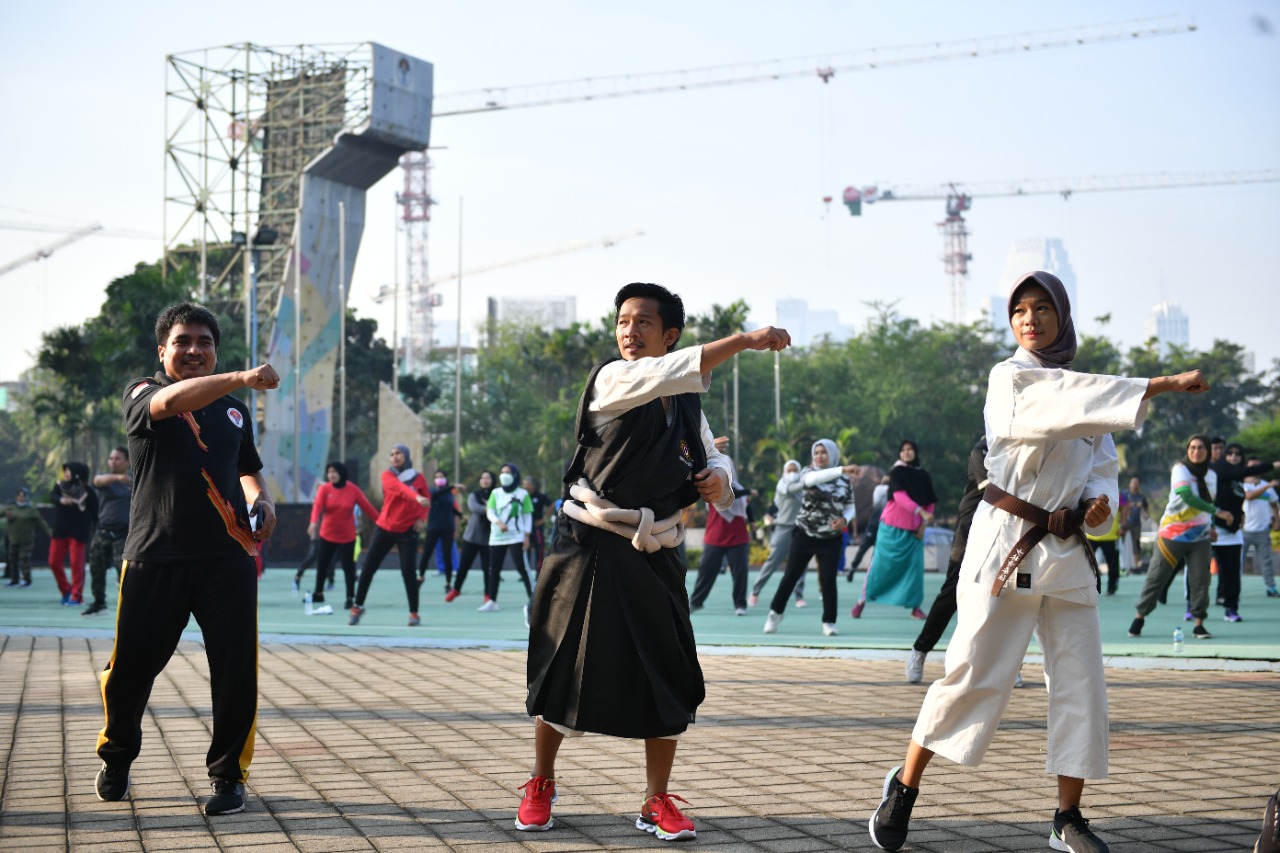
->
<box><xmin>905</xmin><ymin>650</ymin><xmax>925</xmax><ymax>684</ymax></box>
<box><xmin>1050</xmin><ymin>806</ymin><xmax>1109</xmax><ymax>853</ymax></box>
<box><xmin>869</xmin><ymin>765</ymin><xmax>918</xmax><ymax>851</ymax></box>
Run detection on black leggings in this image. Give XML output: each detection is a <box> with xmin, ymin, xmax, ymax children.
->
<box><xmin>419</xmin><ymin>527</ymin><xmax>456</xmax><ymax>587</ymax></box>
<box><xmin>313</xmin><ymin>538</ymin><xmax>356</xmax><ymax>604</ymax></box>
<box><xmin>770</xmin><ymin>530</ymin><xmax>841</xmax><ymax>624</ymax></box>
<box><xmin>1213</xmin><ymin>542</ymin><xmax>1244</xmax><ymax>611</ymax></box>
<box><xmin>453</xmin><ymin>541</ymin><xmax>489</xmax><ymax>593</ymax></box>
<box><xmin>487</xmin><ymin>542</ymin><xmax>534</xmax><ymax>601</ymax></box>
<box><xmin>354</xmin><ymin>527</ymin><xmax>420</xmax><ymax>613</ymax></box>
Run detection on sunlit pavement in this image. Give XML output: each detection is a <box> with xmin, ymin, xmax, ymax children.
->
<box><xmin>0</xmin><ymin>566</ymin><xmax>1276</xmax><ymax>850</ymax></box>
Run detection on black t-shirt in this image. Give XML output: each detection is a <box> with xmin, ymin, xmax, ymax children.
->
<box><xmin>96</xmin><ymin>480</ymin><xmax>132</xmax><ymax>531</ymax></box>
<box><xmin>529</xmin><ymin>491</ymin><xmax>552</xmax><ymax>523</ymax></box>
<box><xmin>121</xmin><ymin>372</ymin><xmax>263</xmax><ymax>562</ymax></box>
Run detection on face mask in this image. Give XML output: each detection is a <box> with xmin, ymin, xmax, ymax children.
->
<box><xmin>786</xmin><ymin>469</ymin><xmax>800</xmax><ymax>481</ymax></box>
<box><xmin>434</xmin><ymin>477</ymin><xmax>448</xmax><ymax>487</ymax></box>
<box><xmin>499</xmin><ymin>473</ymin><xmax>515</xmax><ymax>487</ymax></box>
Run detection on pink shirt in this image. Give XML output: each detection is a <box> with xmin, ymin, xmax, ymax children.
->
<box><xmin>879</xmin><ymin>490</ymin><xmax>935</xmax><ymax>533</ymax></box>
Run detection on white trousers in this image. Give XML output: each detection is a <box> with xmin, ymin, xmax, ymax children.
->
<box><xmin>912</xmin><ymin>579</ymin><xmax>1109</xmax><ymax>779</ymax></box>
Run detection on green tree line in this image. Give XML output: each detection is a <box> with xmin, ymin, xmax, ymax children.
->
<box><xmin>6</xmin><ymin>260</ymin><xmax>1279</xmax><ymax>526</ymax></box>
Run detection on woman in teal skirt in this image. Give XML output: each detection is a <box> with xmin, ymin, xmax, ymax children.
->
<box><xmin>853</xmin><ymin>439</ymin><xmax>937</xmax><ymax>619</ymax></box>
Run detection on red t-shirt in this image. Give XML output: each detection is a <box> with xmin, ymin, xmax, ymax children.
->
<box><xmin>310</xmin><ymin>482</ymin><xmax>381</xmax><ymax>544</ymax></box>
<box><xmin>704</xmin><ymin>503</ymin><xmax>749</xmax><ymax>548</ymax></box>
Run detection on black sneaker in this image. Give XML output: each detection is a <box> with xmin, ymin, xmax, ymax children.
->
<box><xmin>1193</xmin><ymin>624</ymin><xmax>1212</xmax><ymax>640</ymax></box>
<box><xmin>82</xmin><ymin>600</ymin><xmax>107</xmax><ymax>616</ymax></box>
<box><xmin>95</xmin><ymin>763</ymin><xmax>130</xmax><ymax>801</ymax></box>
<box><xmin>1256</xmin><ymin>786</ymin><xmax>1279</xmax><ymax>853</ymax></box>
<box><xmin>1050</xmin><ymin>806</ymin><xmax>1108</xmax><ymax>853</ymax></box>
<box><xmin>1127</xmin><ymin>616</ymin><xmax>1144</xmax><ymax>637</ymax></box>
<box><xmin>869</xmin><ymin>765</ymin><xmax>918</xmax><ymax>851</ymax></box>
<box><xmin>205</xmin><ymin>779</ymin><xmax>245</xmax><ymax>815</ymax></box>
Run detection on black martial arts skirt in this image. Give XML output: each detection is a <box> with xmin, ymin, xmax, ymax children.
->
<box><xmin>525</xmin><ymin>512</ymin><xmax>705</xmax><ymax>739</ymax></box>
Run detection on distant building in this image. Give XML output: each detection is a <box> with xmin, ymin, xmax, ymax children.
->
<box><xmin>775</xmin><ymin>298</ymin><xmax>851</xmax><ymax>347</ymax></box>
<box><xmin>995</xmin><ymin>238</ymin><xmax>1079</xmax><ymax>315</ymax></box>
<box><xmin>1145</xmin><ymin>301</ymin><xmax>1190</xmax><ymax>357</ymax></box>
<box><xmin>487</xmin><ymin>296</ymin><xmax>577</xmax><ymax>331</ymax></box>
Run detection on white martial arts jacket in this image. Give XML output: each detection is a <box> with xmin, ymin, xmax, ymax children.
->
<box><xmin>962</xmin><ymin>349</ymin><xmax>1149</xmax><ymax>603</ymax></box>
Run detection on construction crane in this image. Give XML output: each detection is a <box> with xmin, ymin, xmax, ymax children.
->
<box><xmin>432</xmin><ymin>17</ymin><xmax>1195</xmax><ymax>116</ymax></box>
<box><xmin>427</xmin><ymin>229</ymin><xmax>644</xmax><ymax>287</ymax></box>
<box><xmin>0</xmin><ymin>223</ymin><xmax>102</xmax><ymax>279</ymax></box>
<box><xmin>392</xmin><ymin>16</ymin><xmax>1196</xmax><ymax>364</ymax></box>
<box><xmin>840</xmin><ymin>169</ymin><xmax>1280</xmax><ymax>321</ymax></box>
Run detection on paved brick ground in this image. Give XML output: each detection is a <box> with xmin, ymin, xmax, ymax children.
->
<box><xmin>0</xmin><ymin>634</ymin><xmax>1275</xmax><ymax>851</ymax></box>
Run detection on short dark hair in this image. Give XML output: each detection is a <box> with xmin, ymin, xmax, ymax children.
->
<box><xmin>1211</xmin><ymin>436</ymin><xmax>1226</xmax><ymax>445</ymax></box>
<box><xmin>1247</xmin><ymin>456</ymin><xmax>1262</xmax><ymax>465</ymax></box>
<box><xmin>614</xmin><ymin>282</ymin><xmax>686</xmax><ymax>339</ymax></box>
<box><xmin>155</xmin><ymin>302</ymin><xmax>221</xmax><ymax>349</ymax></box>
<box><xmin>112</xmin><ymin>445</ymin><xmax>129</xmax><ymax>460</ymax></box>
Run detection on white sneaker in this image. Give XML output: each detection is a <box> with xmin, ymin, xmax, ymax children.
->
<box><xmin>310</xmin><ymin>604</ymin><xmax>334</xmax><ymax>615</ymax></box>
<box><xmin>735</xmin><ymin>607</ymin><xmax>747</xmax><ymax>616</ymax></box>
<box><xmin>794</xmin><ymin>598</ymin><xmax>808</xmax><ymax>609</ymax></box>
<box><xmin>748</xmin><ymin>594</ymin><xmax>759</xmax><ymax>608</ymax></box>
<box><xmin>478</xmin><ymin>600</ymin><xmax>500</xmax><ymax>612</ymax></box>
<box><xmin>1014</xmin><ymin>671</ymin><xmax>1025</xmax><ymax>688</ymax></box>
<box><xmin>822</xmin><ymin>622</ymin><xmax>838</xmax><ymax>636</ymax></box>
<box><xmin>905</xmin><ymin>649</ymin><xmax>926</xmax><ymax>683</ymax></box>
<box><xmin>763</xmin><ymin>610</ymin><xmax>783</xmax><ymax>634</ymax></box>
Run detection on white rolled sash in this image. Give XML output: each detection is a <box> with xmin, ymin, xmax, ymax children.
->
<box><xmin>561</xmin><ymin>478</ymin><xmax>685</xmax><ymax>553</ymax></box>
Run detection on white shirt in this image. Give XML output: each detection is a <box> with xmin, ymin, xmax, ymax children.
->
<box><xmin>1244</xmin><ymin>482</ymin><xmax>1279</xmax><ymax>534</ymax></box>
<box><xmin>963</xmin><ymin>348</ymin><xmax>1149</xmax><ymax>602</ymax></box>
<box><xmin>586</xmin><ymin>345</ymin><xmax>735</xmax><ymax>512</ymax></box>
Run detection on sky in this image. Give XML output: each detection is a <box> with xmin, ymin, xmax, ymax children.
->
<box><xmin>2</xmin><ymin>0</ymin><xmax>1278</xmax><ymax>384</ymax></box>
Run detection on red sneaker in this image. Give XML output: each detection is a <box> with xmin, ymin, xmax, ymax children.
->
<box><xmin>910</xmin><ymin>607</ymin><xmax>926</xmax><ymax>619</ymax></box>
<box><xmin>444</xmin><ymin>588</ymin><xmax>459</xmax><ymax>603</ymax></box>
<box><xmin>637</xmin><ymin>792</ymin><xmax>696</xmax><ymax>841</ymax></box>
<box><xmin>850</xmin><ymin>601</ymin><xmax>865</xmax><ymax>619</ymax></box>
<box><xmin>514</xmin><ymin>776</ymin><xmax>556</xmax><ymax>831</ymax></box>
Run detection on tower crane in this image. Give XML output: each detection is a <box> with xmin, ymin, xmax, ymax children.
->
<box><xmin>840</xmin><ymin>169</ymin><xmax>1280</xmax><ymax>321</ymax></box>
<box><xmin>0</xmin><ymin>224</ymin><xmax>102</xmax><ymax>279</ymax></box>
<box><xmin>432</xmin><ymin>17</ymin><xmax>1195</xmax><ymax>116</ymax></box>
<box><xmin>395</xmin><ymin>16</ymin><xmax>1196</xmax><ymax>362</ymax></box>
<box><xmin>427</xmin><ymin>229</ymin><xmax>644</xmax><ymax>287</ymax></box>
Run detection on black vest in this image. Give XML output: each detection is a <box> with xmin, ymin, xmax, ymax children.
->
<box><xmin>563</xmin><ymin>358</ymin><xmax>707</xmax><ymax>519</ymax></box>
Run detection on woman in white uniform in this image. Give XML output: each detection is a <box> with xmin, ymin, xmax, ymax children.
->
<box><xmin>868</xmin><ymin>271</ymin><xmax>1209</xmax><ymax>853</ymax></box>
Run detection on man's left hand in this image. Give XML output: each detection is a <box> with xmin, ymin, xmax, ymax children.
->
<box><xmin>251</xmin><ymin>497</ymin><xmax>277</xmax><ymax>541</ymax></box>
<box><xmin>694</xmin><ymin>467</ymin><xmax>729</xmax><ymax>504</ymax></box>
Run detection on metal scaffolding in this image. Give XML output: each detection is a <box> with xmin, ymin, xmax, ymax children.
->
<box><xmin>163</xmin><ymin>43</ymin><xmax>374</xmax><ymax>347</ymax></box>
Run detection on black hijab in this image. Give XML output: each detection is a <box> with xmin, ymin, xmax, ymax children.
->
<box><xmin>1008</xmin><ymin>270</ymin><xmax>1077</xmax><ymax>368</ymax></box>
<box><xmin>500</xmin><ymin>462</ymin><xmax>522</xmax><ymax>493</ymax></box>
<box><xmin>474</xmin><ymin>470</ymin><xmax>497</xmax><ymax>504</ymax></box>
<box><xmin>327</xmin><ymin>461</ymin><xmax>348</xmax><ymax>488</ymax></box>
<box><xmin>888</xmin><ymin>439</ymin><xmax>937</xmax><ymax>507</ymax></box>
<box><xmin>1183</xmin><ymin>434</ymin><xmax>1212</xmax><ymax>501</ymax></box>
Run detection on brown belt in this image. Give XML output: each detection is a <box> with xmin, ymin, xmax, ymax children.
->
<box><xmin>982</xmin><ymin>483</ymin><xmax>1100</xmax><ymax>596</ymax></box>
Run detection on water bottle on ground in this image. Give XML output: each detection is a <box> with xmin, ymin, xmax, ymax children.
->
<box><xmin>1172</xmin><ymin>626</ymin><xmax>1183</xmax><ymax>654</ymax></box>
<box><xmin>304</xmin><ymin>591</ymin><xmax>313</xmax><ymax>616</ymax></box>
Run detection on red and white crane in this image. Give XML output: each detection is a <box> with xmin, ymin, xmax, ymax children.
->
<box><xmin>840</xmin><ymin>169</ymin><xmax>1280</xmax><ymax>321</ymax></box>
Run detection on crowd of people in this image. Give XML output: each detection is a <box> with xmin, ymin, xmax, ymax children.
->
<box><xmin>1</xmin><ymin>280</ymin><xmax>1277</xmax><ymax>852</ymax></box>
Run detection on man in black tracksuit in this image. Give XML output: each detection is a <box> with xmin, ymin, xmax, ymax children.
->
<box><xmin>94</xmin><ymin>302</ymin><xmax>279</xmax><ymax>817</ymax></box>
<box><xmin>83</xmin><ymin>446</ymin><xmax>132</xmax><ymax>617</ymax></box>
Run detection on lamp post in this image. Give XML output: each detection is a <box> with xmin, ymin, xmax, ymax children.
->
<box><xmin>338</xmin><ymin>200</ymin><xmax>347</xmax><ymax>463</ymax></box>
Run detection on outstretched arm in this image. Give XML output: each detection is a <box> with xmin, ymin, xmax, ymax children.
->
<box><xmin>1142</xmin><ymin>370</ymin><xmax>1209</xmax><ymax>400</ymax></box>
<box><xmin>699</xmin><ymin>327</ymin><xmax>791</xmax><ymax>376</ymax></box>
<box><xmin>148</xmin><ymin>364</ymin><xmax>280</xmax><ymax>420</ymax></box>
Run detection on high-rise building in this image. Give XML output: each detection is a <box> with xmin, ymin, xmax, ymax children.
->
<box><xmin>775</xmin><ymin>298</ymin><xmax>850</xmax><ymax>347</ymax></box>
<box><xmin>995</xmin><ymin>238</ymin><xmax>1079</xmax><ymax>314</ymax></box>
<box><xmin>487</xmin><ymin>296</ymin><xmax>577</xmax><ymax>332</ymax></box>
<box><xmin>1145</xmin><ymin>301</ymin><xmax>1190</xmax><ymax>356</ymax></box>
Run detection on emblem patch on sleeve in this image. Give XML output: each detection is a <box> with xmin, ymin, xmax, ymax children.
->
<box><xmin>227</xmin><ymin>408</ymin><xmax>244</xmax><ymax>428</ymax></box>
